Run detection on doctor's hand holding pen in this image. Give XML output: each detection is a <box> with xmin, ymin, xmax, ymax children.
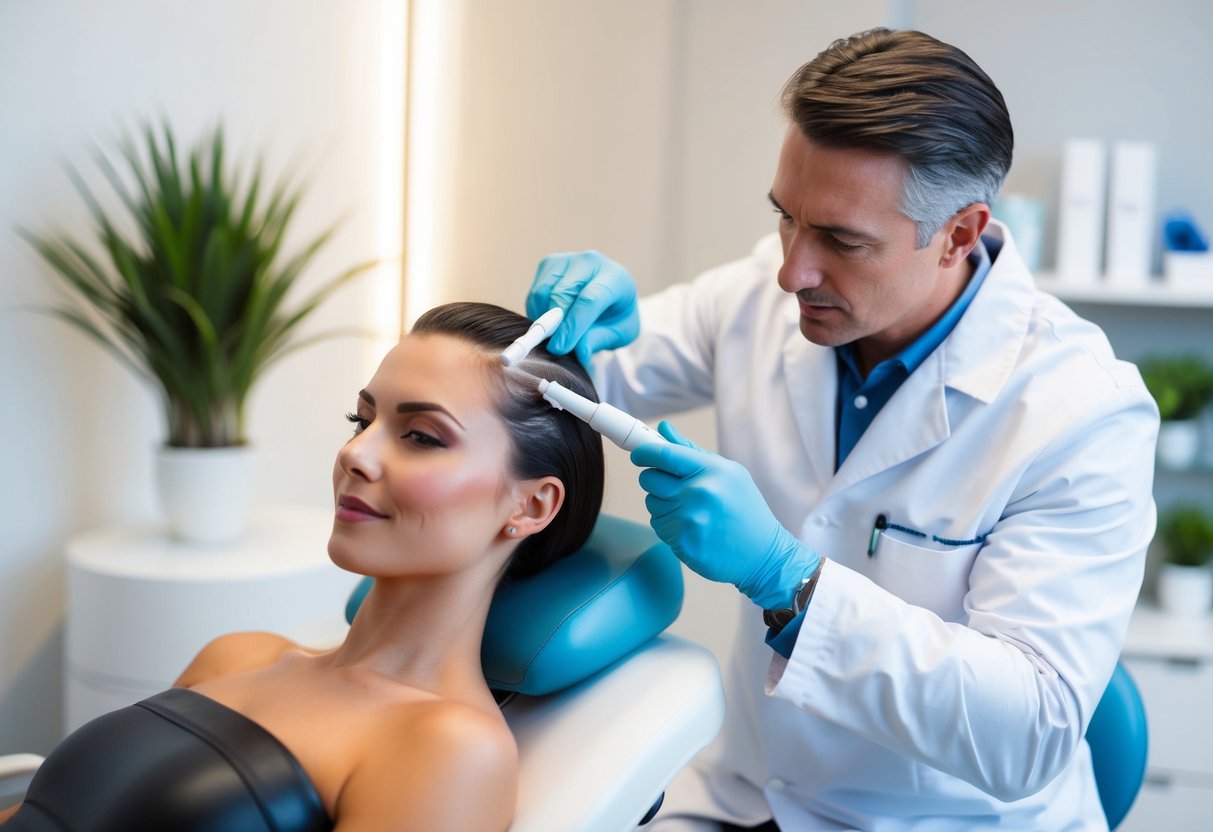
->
<box><xmin>632</xmin><ymin>421</ymin><xmax>821</xmax><ymax>612</ymax></box>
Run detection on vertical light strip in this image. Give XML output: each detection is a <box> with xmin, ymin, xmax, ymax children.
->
<box><xmin>402</xmin><ymin>0</ymin><xmax>440</xmax><ymax>328</ymax></box>
<box><xmin>373</xmin><ymin>0</ymin><xmax>406</xmax><ymax>361</ymax></box>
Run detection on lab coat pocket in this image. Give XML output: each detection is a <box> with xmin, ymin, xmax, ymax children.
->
<box><xmin>870</xmin><ymin>533</ymin><xmax>981</xmax><ymax>621</ymax></box>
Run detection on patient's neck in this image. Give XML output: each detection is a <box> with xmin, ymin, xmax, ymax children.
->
<box><xmin>325</xmin><ymin>560</ymin><xmax>501</xmax><ymax>706</ymax></box>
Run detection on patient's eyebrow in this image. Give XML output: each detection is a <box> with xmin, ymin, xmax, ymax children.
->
<box><xmin>397</xmin><ymin>401</ymin><xmax>464</xmax><ymax>429</ymax></box>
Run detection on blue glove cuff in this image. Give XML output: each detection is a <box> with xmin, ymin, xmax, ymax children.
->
<box><xmin>747</xmin><ymin>525</ymin><xmax>820</xmax><ymax>610</ymax></box>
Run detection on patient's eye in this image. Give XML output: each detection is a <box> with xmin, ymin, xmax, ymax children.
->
<box><xmin>345</xmin><ymin>412</ymin><xmax>370</xmax><ymax>434</ymax></box>
<box><xmin>404</xmin><ymin>429</ymin><xmax>446</xmax><ymax>449</ymax></box>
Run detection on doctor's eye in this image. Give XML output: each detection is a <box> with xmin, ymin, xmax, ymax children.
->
<box><xmin>771</xmin><ymin>206</ymin><xmax>793</xmax><ymax>223</ymax></box>
<box><xmin>828</xmin><ymin>236</ymin><xmax>865</xmax><ymax>253</ymax></box>
<box><xmin>345</xmin><ymin>412</ymin><xmax>370</xmax><ymax>434</ymax></box>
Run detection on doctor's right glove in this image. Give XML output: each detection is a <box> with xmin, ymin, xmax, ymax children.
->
<box><xmin>527</xmin><ymin>250</ymin><xmax>639</xmax><ymax>369</ymax></box>
<box><xmin>630</xmin><ymin>421</ymin><xmax>821</xmax><ymax>612</ymax></box>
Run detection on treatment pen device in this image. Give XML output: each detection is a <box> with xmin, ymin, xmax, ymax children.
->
<box><xmin>538</xmin><ymin>378</ymin><xmax>666</xmax><ymax>452</ymax></box>
<box><xmin>499</xmin><ymin>307</ymin><xmax>565</xmax><ymax>366</ymax></box>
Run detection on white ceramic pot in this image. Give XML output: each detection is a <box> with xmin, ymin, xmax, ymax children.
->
<box><xmin>1156</xmin><ymin>419</ymin><xmax>1201</xmax><ymax>470</ymax></box>
<box><xmin>1157</xmin><ymin>562</ymin><xmax>1213</xmax><ymax>619</ymax></box>
<box><xmin>156</xmin><ymin>445</ymin><xmax>256</xmax><ymax>544</ymax></box>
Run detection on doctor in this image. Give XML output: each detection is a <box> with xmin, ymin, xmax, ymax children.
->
<box><xmin>525</xmin><ymin>28</ymin><xmax>1158</xmax><ymax>831</ymax></box>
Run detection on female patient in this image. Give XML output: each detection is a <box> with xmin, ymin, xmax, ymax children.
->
<box><xmin>2</xmin><ymin>302</ymin><xmax>605</xmax><ymax>832</ymax></box>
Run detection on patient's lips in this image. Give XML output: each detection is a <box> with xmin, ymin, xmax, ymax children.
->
<box><xmin>336</xmin><ymin>495</ymin><xmax>388</xmax><ymax>522</ymax></box>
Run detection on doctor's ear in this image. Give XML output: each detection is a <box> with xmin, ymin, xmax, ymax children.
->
<box><xmin>938</xmin><ymin>204</ymin><xmax>990</xmax><ymax>268</ymax></box>
<box><xmin>504</xmin><ymin>476</ymin><xmax>564</xmax><ymax>539</ymax></box>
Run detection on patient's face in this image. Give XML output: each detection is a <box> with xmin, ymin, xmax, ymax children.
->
<box><xmin>328</xmin><ymin>333</ymin><xmax>520</xmax><ymax>577</ymax></box>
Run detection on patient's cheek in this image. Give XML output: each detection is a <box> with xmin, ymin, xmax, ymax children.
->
<box><xmin>391</xmin><ymin>463</ymin><xmax>504</xmax><ymax>518</ymax></box>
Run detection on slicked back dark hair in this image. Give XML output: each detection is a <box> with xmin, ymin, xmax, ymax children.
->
<box><xmin>782</xmin><ymin>28</ymin><xmax>1013</xmax><ymax>247</ymax></box>
<box><xmin>411</xmin><ymin>302</ymin><xmax>604</xmax><ymax>580</ymax></box>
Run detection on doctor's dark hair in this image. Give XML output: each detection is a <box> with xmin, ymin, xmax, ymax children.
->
<box><xmin>782</xmin><ymin>28</ymin><xmax>1013</xmax><ymax>248</ymax></box>
<box><xmin>410</xmin><ymin>302</ymin><xmax>604</xmax><ymax>580</ymax></box>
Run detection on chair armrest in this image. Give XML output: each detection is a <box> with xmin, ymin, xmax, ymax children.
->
<box><xmin>0</xmin><ymin>754</ymin><xmax>44</xmax><ymax>810</ymax></box>
<box><xmin>504</xmin><ymin>634</ymin><xmax>725</xmax><ymax>832</ymax></box>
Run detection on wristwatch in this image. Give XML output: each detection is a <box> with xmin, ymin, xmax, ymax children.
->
<box><xmin>762</xmin><ymin>558</ymin><xmax>825</xmax><ymax>635</ymax></box>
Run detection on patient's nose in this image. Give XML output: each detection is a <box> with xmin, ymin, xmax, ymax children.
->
<box><xmin>337</xmin><ymin>428</ymin><xmax>382</xmax><ymax>481</ymax></box>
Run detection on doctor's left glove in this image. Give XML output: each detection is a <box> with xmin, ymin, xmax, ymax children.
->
<box><xmin>527</xmin><ymin>250</ymin><xmax>639</xmax><ymax>369</ymax></box>
<box><xmin>631</xmin><ymin>422</ymin><xmax>820</xmax><ymax>611</ymax></box>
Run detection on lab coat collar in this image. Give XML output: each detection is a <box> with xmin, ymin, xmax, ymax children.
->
<box><xmin>780</xmin><ymin>220</ymin><xmax>1035</xmax><ymax>494</ymax></box>
<box><xmin>938</xmin><ymin>219</ymin><xmax>1035</xmax><ymax>405</ymax></box>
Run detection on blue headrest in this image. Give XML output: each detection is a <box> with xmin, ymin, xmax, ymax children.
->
<box><xmin>344</xmin><ymin>514</ymin><xmax>684</xmax><ymax>696</ymax></box>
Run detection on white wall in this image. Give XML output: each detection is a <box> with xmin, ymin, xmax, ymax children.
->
<box><xmin>0</xmin><ymin>1</ymin><xmax>394</xmax><ymax>752</ymax></box>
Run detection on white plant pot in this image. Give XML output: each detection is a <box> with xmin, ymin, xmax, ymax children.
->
<box><xmin>1156</xmin><ymin>419</ymin><xmax>1201</xmax><ymax>470</ymax></box>
<box><xmin>1157</xmin><ymin>562</ymin><xmax>1213</xmax><ymax>619</ymax></box>
<box><xmin>156</xmin><ymin>445</ymin><xmax>256</xmax><ymax>544</ymax></box>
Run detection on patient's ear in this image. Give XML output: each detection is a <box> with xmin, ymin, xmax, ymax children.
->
<box><xmin>506</xmin><ymin>476</ymin><xmax>564</xmax><ymax>538</ymax></box>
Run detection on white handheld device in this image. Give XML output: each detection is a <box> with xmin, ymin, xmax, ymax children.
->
<box><xmin>499</xmin><ymin>307</ymin><xmax>565</xmax><ymax>367</ymax></box>
<box><xmin>538</xmin><ymin>379</ymin><xmax>665</xmax><ymax>452</ymax></box>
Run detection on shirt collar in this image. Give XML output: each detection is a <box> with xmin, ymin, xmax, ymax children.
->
<box><xmin>837</xmin><ymin>238</ymin><xmax>993</xmax><ymax>381</ymax></box>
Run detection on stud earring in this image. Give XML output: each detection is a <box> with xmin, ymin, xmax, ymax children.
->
<box><xmin>507</xmin><ymin>526</ymin><xmax>516</xmax><ymax>536</ymax></box>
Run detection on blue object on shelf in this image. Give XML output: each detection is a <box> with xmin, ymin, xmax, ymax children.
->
<box><xmin>1163</xmin><ymin>211</ymin><xmax>1209</xmax><ymax>252</ymax></box>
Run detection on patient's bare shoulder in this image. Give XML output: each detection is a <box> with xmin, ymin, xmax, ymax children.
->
<box><xmin>173</xmin><ymin>631</ymin><xmax>302</xmax><ymax>688</ymax></box>
<box><xmin>336</xmin><ymin>699</ymin><xmax>518</xmax><ymax>832</ymax></box>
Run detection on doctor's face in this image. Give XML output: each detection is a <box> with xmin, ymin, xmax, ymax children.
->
<box><xmin>328</xmin><ymin>334</ymin><xmax>522</xmax><ymax>578</ymax></box>
<box><xmin>770</xmin><ymin>126</ymin><xmax>969</xmax><ymax>373</ymax></box>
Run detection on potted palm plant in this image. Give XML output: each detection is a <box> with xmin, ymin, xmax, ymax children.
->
<box><xmin>1139</xmin><ymin>354</ymin><xmax>1213</xmax><ymax>470</ymax></box>
<box><xmin>1156</xmin><ymin>505</ymin><xmax>1213</xmax><ymax>618</ymax></box>
<box><xmin>21</xmin><ymin>123</ymin><xmax>373</xmax><ymax>543</ymax></box>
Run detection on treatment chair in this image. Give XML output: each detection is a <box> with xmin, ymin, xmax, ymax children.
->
<box><xmin>1</xmin><ymin>515</ymin><xmax>726</xmax><ymax>832</ymax></box>
<box><xmin>1086</xmin><ymin>662</ymin><xmax>1148</xmax><ymax>830</ymax></box>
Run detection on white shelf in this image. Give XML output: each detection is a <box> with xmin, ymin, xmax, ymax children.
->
<box><xmin>1035</xmin><ymin>273</ymin><xmax>1213</xmax><ymax>308</ymax></box>
<box><xmin>1123</xmin><ymin>602</ymin><xmax>1213</xmax><ymax>662</ymax></box>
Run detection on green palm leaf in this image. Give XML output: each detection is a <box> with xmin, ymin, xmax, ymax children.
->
<box><xmin>22</xmin><ymin>122</ymin><xmax>370</xmax><ymax>447</ymax></box>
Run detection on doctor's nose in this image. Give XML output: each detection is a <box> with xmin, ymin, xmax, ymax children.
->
<box><xmin>777</xmin><ymin>233</ymin><xmax>826</xmax><ymax>294</ymax></box>
<box><xmin>336</xmin><ymin>427</ymin><xmax>383</xmax><ymax>482</ymax></box>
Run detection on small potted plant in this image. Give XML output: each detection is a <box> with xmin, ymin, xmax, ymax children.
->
<box><xmin>21</xmin><ymin>123</ymin><xmax>373</xmax><ymax>543</ymax></box>
<box><xmin>1139</xmin><ymin>354</ymin><xmax>1213</xmax><ymax>469</ymax></box>
<box><xmin>1156</xmin><ymin>505</ymin><xmax>1213</xmax><ymax>618</ymax></box>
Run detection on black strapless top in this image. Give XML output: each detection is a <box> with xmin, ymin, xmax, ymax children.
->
<box><xmin>7</xmin><ymin>687</ymin><xmax>332</xmax><ymax>832</ymax></box>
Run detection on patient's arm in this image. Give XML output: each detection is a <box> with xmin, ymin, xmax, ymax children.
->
<box><xmin>174</xmin><ymin>631</ymin><xmax>304</xmax><ymax>687</ymax></box>
<box><xmin>334</xmin><ymin>699</ymin><xmax>518</xmax><ymax>832</ymax></box>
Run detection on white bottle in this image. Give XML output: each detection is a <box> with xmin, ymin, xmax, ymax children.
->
<box><xmin>1105</xmin><ymin>140</ymin><xmax>1157</xmax><ymax>289</ymax></box>
<box><xmin>1056</xmin><ymin>138</ymin><xmax>1107</xmax><ymax>286</ymax></box>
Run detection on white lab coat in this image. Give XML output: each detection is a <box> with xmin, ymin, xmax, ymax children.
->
<box><xmin>596</xmin><ymin>222</ymin><xmax>1159</xmax><ymax>831</ymax></box>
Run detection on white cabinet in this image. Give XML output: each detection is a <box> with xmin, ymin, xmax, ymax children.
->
<box><xmin>64</xmin><ymin>506</ymin><xmax>361</xmax><ymax>734</ymax></box>
<box><xmin>1117</xmin><ymin>604</ymin><xmax>1213</xmax><ymax>831</ymax></box>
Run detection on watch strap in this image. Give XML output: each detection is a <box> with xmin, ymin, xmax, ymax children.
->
<box><xmin>762</xmin><ymin>558</ymin><xmax>825</xmax><ymax>635</ymax></box>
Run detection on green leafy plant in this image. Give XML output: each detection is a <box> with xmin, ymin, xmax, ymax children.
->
<box><xmin>20</xmin><ymin>124</ymin><xmax>373</xmax><ymax>447</ymax></box>
<box><xmin>1158</xmin><ymin>505</ymin><xmax>1213</xmax><ymax>568</ymax></box>
<box><xmin>1139</xmin><ymin>354</ymin><xmax>1213</xmax><ymax>422</ymax></box>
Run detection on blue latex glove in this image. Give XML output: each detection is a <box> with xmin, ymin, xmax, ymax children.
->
<box><xmin>527</xmin><ymin>250</ymin><xmax>640</xmax><ymax>368</ymax></box>
<box><xmin>631</xmin><ymin>421</ymin><xmax>820</xmax><ymax>610</ymax></box>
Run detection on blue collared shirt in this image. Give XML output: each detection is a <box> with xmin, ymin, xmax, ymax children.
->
<box><xmin>766</xmin><ymin>237</ymin><xmax>995</xmax><ymax>658</ymax></box>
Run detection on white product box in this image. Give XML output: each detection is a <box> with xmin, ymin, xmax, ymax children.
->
<box><xmin>1105</xmin><ymin>141</ymin><xmax>1157</xmax><ymax>288</ymax></box>
<box><xmin>1056</xmin><ymin>138</ymin><xmax>1106</xmax><ymax>285</ymax></box>
<box><xmin>1163</xmin><ymin>250</ymin><xmax>1213</xmax><ymax>293</ymax></box>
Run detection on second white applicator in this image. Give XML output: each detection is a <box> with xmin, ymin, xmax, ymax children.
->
<box><xmin>499</xmin><ymin>307</ymin><xmax>666</xmax><ymax>452</ymax></box>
